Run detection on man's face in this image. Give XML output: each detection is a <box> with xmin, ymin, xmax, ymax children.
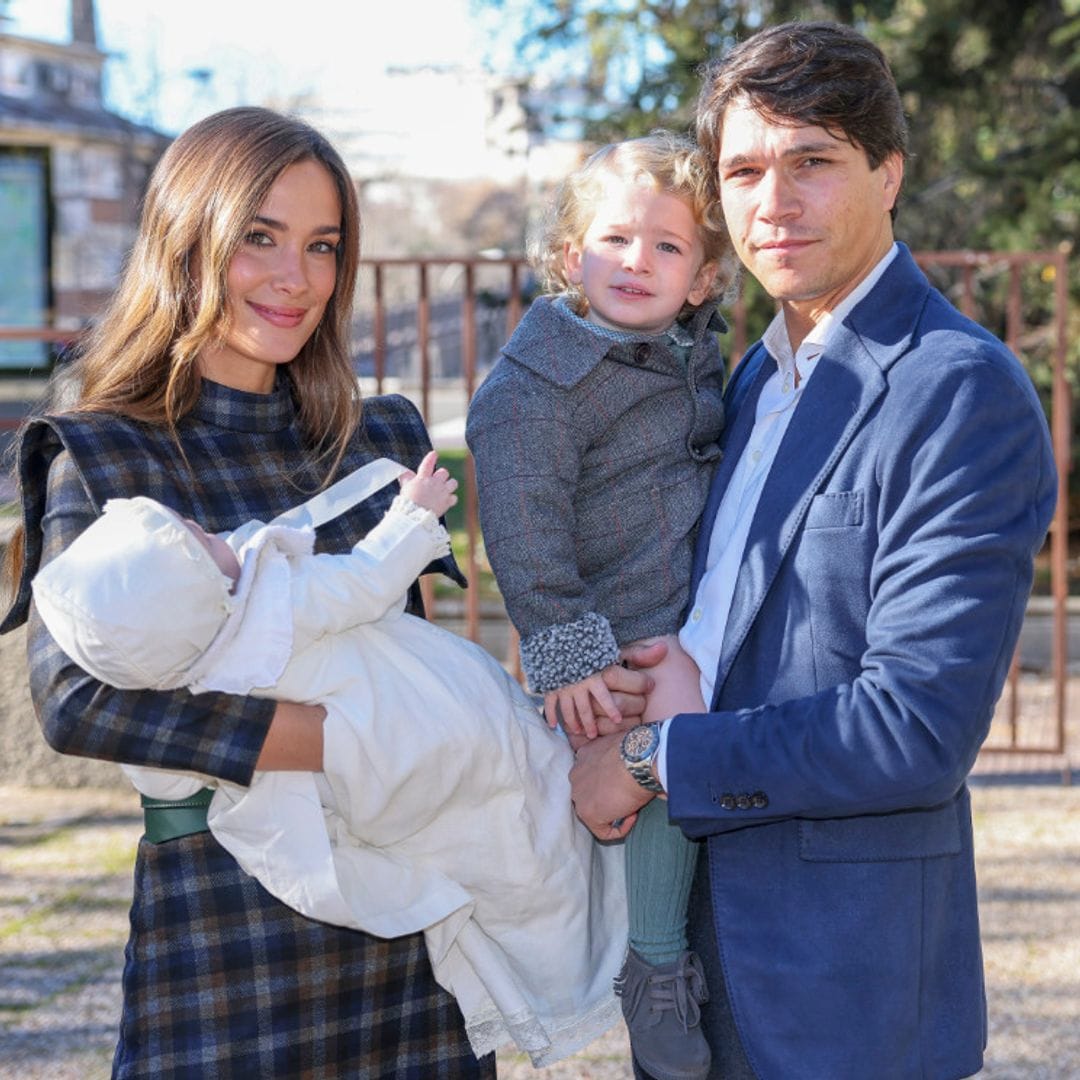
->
<box><xmin>716</xmin><ymin>98</ymin><xmax>903</xmax><ymax>338</ymax></box>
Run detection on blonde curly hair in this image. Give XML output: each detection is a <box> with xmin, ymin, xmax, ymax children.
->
<box><xmin>530</xmin><ymin>129</ymin><xmax>733</xmax><ymax>317</ymax></box>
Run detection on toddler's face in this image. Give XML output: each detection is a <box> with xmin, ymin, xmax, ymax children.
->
<box><xmin>564</xmin><ymin>174</ymin><xmax>715</xmax><ymax>336</ymax></box>
<box><xmin>182</xmin><ymin>519</ymin><xmax>242</xmax><ymax>589</ymax></box>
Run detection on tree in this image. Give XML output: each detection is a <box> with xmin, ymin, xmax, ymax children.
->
<box><xmin>881</xmin><ymin>0</ymin><xmax>1079</xmax><ymax>254</ymax></box>
<box><xmin>476</xmin><ymin>0</ymin><xmax>1077</xmax><ymax>250</ymax></box>
<box><xmin>475</xmin><ymin>1</ymin><xmax>757</xmax><ymax>139</ymax></box>
<box><xmin>476</xmin><ymin>0</ymin><xmax>1080</xmax><ymax>512</ymax></box>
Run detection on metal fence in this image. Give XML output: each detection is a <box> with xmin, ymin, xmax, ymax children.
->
<box><xmin>1</xmin><ymin>247</ymin><xmax>1073</xmax><ymax>770</ymax></box>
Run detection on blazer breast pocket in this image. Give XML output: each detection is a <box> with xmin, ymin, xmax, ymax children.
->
<box><xmin>804</xmin><ymin>490</ymin><xmax>864</xmax><ymax>530</ymax></box>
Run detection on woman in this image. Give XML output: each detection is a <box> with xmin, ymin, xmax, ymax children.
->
<box><xmin>1</xmin><ymin>106</ymin><xmax>491</xmax><ymax>1078</ymax></box>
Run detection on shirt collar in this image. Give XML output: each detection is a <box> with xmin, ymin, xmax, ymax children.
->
<box><xmin>762</xmin><ymin>243</ymin><xmax>899</xmax><ymax>375</ymax></box>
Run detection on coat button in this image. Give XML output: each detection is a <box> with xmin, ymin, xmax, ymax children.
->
<box><xmin>633</xmin><ymin>343</ymin><xmax>650</xmax><ymax>364</ymax></box>
<box><xmin>720</xmin><ymin>793</ymin><xmax>736</xmax><ymax>811</ymax></box>
<box><xmin>752</xmin><ymin>791</ymin><xmax>769</xmax><ymax>809</ymax></box>
<box><xmin>735</xmin><ymin>793</ymin><xmax>752</xmax><ymax>810</ymax></box>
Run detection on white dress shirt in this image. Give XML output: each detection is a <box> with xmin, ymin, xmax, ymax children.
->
<box><xmin>656</xmin><ymin>244</ymin><xmax>899</xmax><ymax>789</ymax></box>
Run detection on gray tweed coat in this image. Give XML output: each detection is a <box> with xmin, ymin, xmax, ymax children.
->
<box><xmin>466</xmin><ymin>296</ymin><xmax>726</xmax><ymax>692</ymax></box>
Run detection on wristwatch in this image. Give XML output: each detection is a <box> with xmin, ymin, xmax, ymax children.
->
<box><xmin>620</xmin><ymin>722</ymin><xmax>664</xmax><ymax>793</ymax></box>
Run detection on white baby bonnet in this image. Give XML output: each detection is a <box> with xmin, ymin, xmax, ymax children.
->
<box><xmin>31</xmin><ymin>458</ymin><xmax>409</xmax><ymax>695</ymax></box>
<box><xmin>30</xmin><ymin>495</ymin><xmax>310</xmax><ymax>693</ymax></box>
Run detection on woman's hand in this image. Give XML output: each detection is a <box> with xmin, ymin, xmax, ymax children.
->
<box><xmin>399</xmin><ymin>451</ymin><xmax>458</xmax><ymax>517</ymax></box>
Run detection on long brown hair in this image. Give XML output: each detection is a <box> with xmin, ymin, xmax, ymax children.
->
<box><xmin>75</xmin><ymin>105</ymin><xmax>362</xmax><ymax>446</ymax></box>
<box><xmin>3</xmin><ymin>107</ymin><xmax>362</xmax><ymax>595</ymax></box>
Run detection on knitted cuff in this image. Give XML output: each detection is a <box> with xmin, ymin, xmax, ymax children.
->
<box><xmin>519</xmin><ymin>611</ymin><xmax>621</xmax><ymax>693</ymax></box>
<box><xmin>388</xmin><ymin>495</ymin><xmax>452</xmax><ymax>559</ymax></box>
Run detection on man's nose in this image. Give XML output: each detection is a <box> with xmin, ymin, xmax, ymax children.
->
<box><xmin>758</xmin><ymin>169</ymin><xmax>800</xmax><ymax>222</ymax></box>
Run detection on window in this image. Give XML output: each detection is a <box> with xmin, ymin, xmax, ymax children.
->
<box><xmin>0</xmin><ymin>149</ymin><xmax>50</xmax><ymax>370</ymax></box>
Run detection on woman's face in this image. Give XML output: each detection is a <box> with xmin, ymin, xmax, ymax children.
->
<box><xmin>197</xmin><ymin>159</ymin><xmax>343</xmax><ymax>394</ymax></box>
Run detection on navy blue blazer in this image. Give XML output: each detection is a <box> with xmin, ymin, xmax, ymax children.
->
<box><xmin>666</xmin><ymin>245</ymin><xmax>1057</xmax><ymax>1079</ymax></box>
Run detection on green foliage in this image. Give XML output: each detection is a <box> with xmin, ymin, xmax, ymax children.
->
<box><xmin>428</xmin><ymin>448</ymin><xmax>503</xmax><ymax>601</ymax></box>
<box><xmin>476</xmin><ymin>1</ymin><xmax>779</xmax><ymax>140</ymax></box>
<box><xmin>475</xmin><ymin>0</ymin><xmax>1080</xmax><ymax>515</ymax></box>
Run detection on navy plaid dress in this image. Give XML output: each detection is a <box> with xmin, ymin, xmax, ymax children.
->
<box><xmin>3</xmin><ymin>377</ymin><xmax>492</xmax><ymax>1079</ymax></box>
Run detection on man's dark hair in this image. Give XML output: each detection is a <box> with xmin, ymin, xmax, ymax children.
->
<box><xmin>696</xmin><ymin>21</ymin><xmax>908</xmax><ymax>178</ymax></box>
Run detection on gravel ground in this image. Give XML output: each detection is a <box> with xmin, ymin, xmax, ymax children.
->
<box><xmin>1</xmin><ymin>777</ymin><xmax>1077</xmax><ymax>1079</ymax></box>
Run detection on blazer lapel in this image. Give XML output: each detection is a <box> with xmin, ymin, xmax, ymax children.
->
<box><xmin>710</xmin><ymin>325</ymin><xmax>889</xmax><ymax>701</ymax></box>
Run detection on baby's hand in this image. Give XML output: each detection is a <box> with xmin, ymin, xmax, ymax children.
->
<box><xmin>399</xmin><ymin>451</ymin><xmax>458</xmax><ymax>517</ymax></box>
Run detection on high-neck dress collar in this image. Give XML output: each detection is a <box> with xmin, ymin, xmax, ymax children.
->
<box><xmin>191</xmin><ymin>375</ymin><xmax>296</xmax><ymax>434</ymax></box>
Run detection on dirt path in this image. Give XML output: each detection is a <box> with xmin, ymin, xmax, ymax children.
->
<box><xmin>2</xmin><ymin>780</ymin><xmax>1078</xmax><ymax>1078</ymax></box>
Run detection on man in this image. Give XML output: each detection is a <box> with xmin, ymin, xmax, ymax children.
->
<box><xmin>570</xmin><ymin>20</ymin><xmax>1057</xmax><ymax>1080</ymax></box>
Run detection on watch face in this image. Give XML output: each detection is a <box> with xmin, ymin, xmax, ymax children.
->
<box><xmin>623</xmin><ymin>723</ymin><xmax>658</xmax><ymax>762</ymax></box>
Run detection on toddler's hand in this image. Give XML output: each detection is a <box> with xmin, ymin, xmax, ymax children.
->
<box><xmin>399</xmin><ymin>451</ymin><xmax>458</xmax><ymax>517</ymax></box>
<box><xmin>544</xmin><ymin>669</ymin><xmax>623</xmax><ymax>740</ymax></box>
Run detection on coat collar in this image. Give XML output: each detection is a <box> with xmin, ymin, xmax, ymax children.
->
<box><xmin>706</xmin><ymin>244</ymin><xmax>931</xmax><ymax>701</ymax></box>
<box><xmin>503</xmin><ymin>294</ymin><xmax>727</xmax><ymax>389</ymax></box>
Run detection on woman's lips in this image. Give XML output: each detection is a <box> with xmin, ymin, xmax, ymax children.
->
<box><xmin>248</xmin><ymin>301</ymin><xmax>307</xmax><ymax>328</ymax></box>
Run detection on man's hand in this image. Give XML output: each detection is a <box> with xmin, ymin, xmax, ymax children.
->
<box><xmin>569</xmin><ymin>730</ymin><xmax>655</xmax><ymax>841</ymax></box>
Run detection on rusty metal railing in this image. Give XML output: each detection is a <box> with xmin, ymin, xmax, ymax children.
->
<box><xmin>2</xmin><ymin>248</ymin><xmax>1072</xmax><ymax>769</ymax></box>
<box><xmin>912</xmin><ymin>250</ymin><xmax>1071</xmax><ymax>772</ymax></box>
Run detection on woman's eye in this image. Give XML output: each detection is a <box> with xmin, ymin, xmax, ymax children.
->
<box><xmin>310</xmin><ymin>240</ymin><xmax>339</xmax><ymax>255</ymax></box>
<box><xmin>245</xmin><ymin>230</ymin><xmax>274</xmax><ymax>247</ymax></box>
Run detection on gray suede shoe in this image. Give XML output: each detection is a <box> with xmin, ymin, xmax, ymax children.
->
<box><xmin>614</xmin><ymin>947</ymin><xmax>711</xmax><ymax>1080</ymax></box>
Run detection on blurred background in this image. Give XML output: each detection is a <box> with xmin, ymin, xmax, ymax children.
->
<box><xmin>0</xmin><ymin>8</ymin><xmax>1077</xmax><ymax>1076</ymax></box>
<box><xmin>0</xmin><ymin>0</ymin><xmax>1077</xmax><ymax>764</ymax></box>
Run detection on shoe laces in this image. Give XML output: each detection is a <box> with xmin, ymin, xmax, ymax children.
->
<box><xmin>615</xmin><ymin>952</ymin><xmax>709</xmax><ymax>1032</ymax></box>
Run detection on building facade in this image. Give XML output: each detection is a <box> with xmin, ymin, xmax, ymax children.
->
<box><xmin>0</xmin><ymin>0</ymin><xmax>167</xmax><ymax>369</ymax></box>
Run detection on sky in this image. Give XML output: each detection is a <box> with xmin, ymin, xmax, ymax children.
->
<box><xmin>3</xmin><ymin>0</ymin><xmax>506</xmax><ymax>134</ymax></box>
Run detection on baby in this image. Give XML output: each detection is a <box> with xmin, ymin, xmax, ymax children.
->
<box><xmin>31</xmin><ymin>453</ymin><xmax>627</xmax><ymax>1067</ymax></box>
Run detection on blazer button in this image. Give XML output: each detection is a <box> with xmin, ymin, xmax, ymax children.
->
<box><xmin>735</xmin><ymin>793</ymin><xmax>752</xmax><ymax>810</ymax></box>
<box><xmin>752</xmin><ymin>791</ymin><xmax>769</xmax><ymax>809</ymax></box>
<box><xmin>633</xmin><ymin>343</ymin><xmax>650</xmax><ymax>364</ymax></box>
<box><xmin>720</xmin><ymin>793</ymin><xmax>736</xmax><ymax>811</ymax></box>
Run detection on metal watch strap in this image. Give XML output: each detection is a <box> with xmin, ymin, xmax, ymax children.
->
<box><xmin>621</xmin><ymin>721</ymin><xmax>664</xmax><ymax>793</ymax></box>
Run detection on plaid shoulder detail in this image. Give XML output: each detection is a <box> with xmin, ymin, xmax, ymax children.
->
<box><xmin>2</xmin><ymin>412</ymin><xmax>202</xmax><ymax>632</ymax></box>
<box><xmin>361</xmin><ymin>393</ymin><xmax>434</xmax><ymax>467</ymax></box>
